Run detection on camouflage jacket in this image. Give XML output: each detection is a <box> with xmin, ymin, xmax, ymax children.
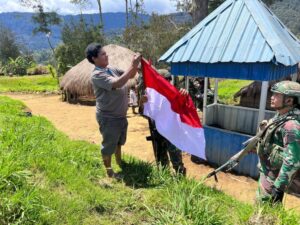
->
<box><xmin>257</xmin><ymin>108</ymin><xmax>300</xmax><ymax>192</ymax></box>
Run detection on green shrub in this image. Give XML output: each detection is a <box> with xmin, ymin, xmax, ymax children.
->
<box><xmin>3</xmin><ymin>56</ymin><xmax>34</xmax><ymax>76</ymax></box>
<box><xmin>27</xmin><ymin>65</ymin><xmax>49</xmax><ymax>75</ymax></box>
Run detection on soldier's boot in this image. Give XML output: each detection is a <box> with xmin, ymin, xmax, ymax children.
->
<box><xmin>175</xmin><ymin>166</ymin><xmax>186</xmax><ymax>176</ymax></box>
<box><xmin>191</xmin><ymin>155</ymin><xmax>205</xmax><ymax>164</ymax></box>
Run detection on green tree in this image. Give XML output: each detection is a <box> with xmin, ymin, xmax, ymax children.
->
<box><xmin>173</xmin><ymin>0</ymin><xmax>208</xmax><ymax>25</ymax></box>
<box><xmin>122</xmin><ymin>13</ymin><xmax>190</xmax><ymax>66</ymax></box>
<box><xmin>55</xmin><ymin>16</ymin><xmax>105</xmax><ymax>74</ymax></box>
<box><xmin>33</xmin><ymin>49</ymin><xmax>55</xmax><ymax>65</ymax></box>
<box><xmin>172</xmin><ymin>0</ymin><xmax>276</xmax><ymax>25</ymax></box>
<box><xmin>70</xmin><ymin>0</ymin><xmax>103</xmax><ymax>30</ymax></box>
<box><xmin>31</xmin><ymin>4</ymin><xmax>61</xmax><ymax>53</ymax></box>
<box><xmin>0</xmin><ymin>24</ymin><xmax>20</xmax><ymax>64</ymax></box>
<box><xmin>19</xmin><ymin>0</ymin><xmax>61</xmax><ymax>82</ymax></box>
<box><xmin>270</xmin><ymin>0</ymin><xmax>300</xmax><ymax>37</ymax></box>
<box><xmin>19</xmin><ymin>1</ymin><xmax>60</xmax><ymax>51</ymax></box>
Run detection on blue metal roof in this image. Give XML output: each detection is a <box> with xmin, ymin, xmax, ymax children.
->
<box><xmin>159</xmin><ymin>0</ymin><xmax>300</xmax><ymax>80</ymax></box>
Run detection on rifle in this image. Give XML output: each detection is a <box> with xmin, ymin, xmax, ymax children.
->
<box><xmin>205</xmin><ymin>116</ymin><xmax>289</xmax><ymax>182</ymax></box>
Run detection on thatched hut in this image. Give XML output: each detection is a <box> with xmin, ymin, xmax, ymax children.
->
<box><xmin>234</xmin><ymin>81</ymin><xmax>275</xmax><ymax>110</ymax></box>
<box><xmin>234</xmin><ymin>68</ymin><xmax>300</xmax><ymax>110</ymax></box>
<box><xmin>60</xmin><ymin>44</ymin><xmax>137</xmax><ymax>105</ymax></box>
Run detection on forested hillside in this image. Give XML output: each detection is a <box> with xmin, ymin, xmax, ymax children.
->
<box><xmin>0</xmin><ymin>12</ymin><xmax>150</xmax><ymax>50</ymax></box>
<box><xmin>270</xmin><ymin>0</ymin><xmax>300</xmax><ymax>37</ymax></box>
<box><xmin>0</xmin><ymin>0</ymin><xmax>298</xmax><ymax>51</ymax></box>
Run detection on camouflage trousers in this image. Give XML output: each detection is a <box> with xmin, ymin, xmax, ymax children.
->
<box><xmin>256</xmin><ymin>172</ymin><xmax>276</xmax><ymax>203</ymax></box>
<box><xmin>154</xmin><ymin>137</ymin><xmax>185</xmax><ymax>174</ymax></box>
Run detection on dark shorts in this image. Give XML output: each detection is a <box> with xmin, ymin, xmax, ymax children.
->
<box><xmin>96</xmin><ymin>116</ymin><xmax>128</xmax><ymax>156</ymax></box>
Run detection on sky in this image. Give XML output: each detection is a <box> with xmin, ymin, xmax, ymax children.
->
<box><xmin>0</xmin><ymin>0</ymin><xmax>178</xmax><ymax>15</ymax></box>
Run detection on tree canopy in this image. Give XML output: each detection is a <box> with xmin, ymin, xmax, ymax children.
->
<box><xmin>55</xmin><ymin>16</ymin><xmax>105</xmax><ymax>74</ymax></box>
<box><xmin>0</xmin><ymin>24</ymin><xmax>20</xmax><ymax>64</ymax></box>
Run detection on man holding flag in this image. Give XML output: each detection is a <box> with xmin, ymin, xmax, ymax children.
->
<box><xmin>86</xmin><ymin>43</ymin><xmax>141</xmax><ymax>178</ymax></box>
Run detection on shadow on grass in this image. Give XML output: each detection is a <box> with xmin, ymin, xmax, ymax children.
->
<box><xmin>120</xmin><ymin>157</ymin><xmax>164</xmax><ymax>188</ymax></box>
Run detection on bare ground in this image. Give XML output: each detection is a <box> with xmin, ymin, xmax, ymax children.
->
<box><xmin>4</xmin><ymin>93</ymin><xmax>300</xmax><ymax>212</ymax></box>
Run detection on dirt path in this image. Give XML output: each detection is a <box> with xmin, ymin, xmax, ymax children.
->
<box><xmin>4</xmin><ymin>93</ymin><xmax>300</xmax><ymax>212</ymax></box>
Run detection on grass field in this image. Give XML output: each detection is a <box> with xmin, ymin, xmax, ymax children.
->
<box><xmin>212</xmin><ymin>79</ymin><xmax>252</xmax><ymax>105</ymax></box>
<box><xmin>0</xmin><ymin>75</ymin><xmax>252</xmax><ymax>105</ymax></box>
<box><xmin>0</xmin><ymin>95</ymin><xmax>299</xmax><ymax>224</ymax></box>
<box><xmin>0</xmin><ymin>75</ymin><xmax>58</xmax><ymax>93</ymax></box>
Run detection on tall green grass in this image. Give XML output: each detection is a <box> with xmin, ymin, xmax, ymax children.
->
<box><xmin>0</xmin><ymin>75</ymin><xmax>58</xmax><ymax>93</ymax></box>
<box><xmin>0</xmin><ymin>96</ymin><xmax>299</xmax><ymax>224</ymax></box>
<box><xmin>212</xmin><ymin>79</ymin><xmax>252</xmax><ymax>105</ymax></box>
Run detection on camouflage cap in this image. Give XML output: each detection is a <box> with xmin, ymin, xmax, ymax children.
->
<box><xmin>271</xmin><ymin>81</ymin><xmax>300</xmax><ymax>103</ymax></box>
<box><xmin>271</xmin><ymin>81</ymin><xmax>300</xmax><ymax>95</ymax></box>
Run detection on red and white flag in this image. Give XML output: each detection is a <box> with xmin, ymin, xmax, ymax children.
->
<box><xmin>141</xmin><ymin>59</ymin><xmax>206</xmax><ymax>160</ymax></box>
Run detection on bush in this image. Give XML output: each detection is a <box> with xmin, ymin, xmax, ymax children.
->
<box><xmin>3</xmin><ymin>56</ymin><xmax>34</xmax><ymax>76</ymax></box>
<box><xmin>27</xmin><ymin>65</ymin><xmax>49</xmax><ymax>75</ymax></box>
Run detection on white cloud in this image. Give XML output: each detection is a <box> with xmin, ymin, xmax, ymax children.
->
<box><xmin>0</xmin><ymin>1</ymin><xmax>32</xmax><ymax>13</ymax></box>
<box><xmin>0</xmin><ymin>0</ymin><xmax>177</xmax><ymax>15</ymax></box>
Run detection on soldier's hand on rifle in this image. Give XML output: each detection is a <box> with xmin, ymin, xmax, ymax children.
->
<box><xmin>258</xmin><ymin>120</ymin><xmax>268</xmax><ymax>131</ymax></box>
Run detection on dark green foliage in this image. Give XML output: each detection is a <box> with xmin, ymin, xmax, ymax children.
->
<box><xmin>0</xmin><ymin>12</ymin><xmax>150</xmax><ymax>51</ymax></box>
<box><xmin>32</xmin><ymin>49</ymin><xmax>55</xmax><ymax>65</ymax></box>
<box><xmin>31</xmin><ymin>4</ymin><xmax>61</xmax><ymax>35</ymax></box>
<box><xmin>0</xmin><ymin>23</ymin><xmax>35</xmax><ymax>76</ymax></box>
<box><xmin>209</xmin><ymin>0</ymin><xmax>225</xmax><ymax>12</ymax></box>
<box><xmin>55</xmin><ymin>16</ymin><xmax>105</xmax><ymax>74</ymax></box>
<box><xmin>2</xmin><ymin>56</ymin><xmax>34</xmax><ymax>76</ymax></box>
<box><xmin>208</xmin><ymin>0</ymin><xmax>300</xmax><ymax>37</ymax></box>
<box><xmin>270</xmin><ymin>0</ymin><xmax>300</xmax><ymax>37</ymax></box>
<box><xmin>0</xmin><ymin>24</ymin><xmax>20</xmax><ymax>64</ymax></box>
<box><xmin>122</xmin><ymin>13</ymin><xmax>190</xmax><ymax>66</ymax></box>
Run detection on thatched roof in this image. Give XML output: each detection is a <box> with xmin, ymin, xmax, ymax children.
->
<box><xmin>234</xmin><ymin>68</ymin><xmax>300</xmax><ymax>109</ymax></box>
<box><xmin>60</xmin><ymin>44</ymin><xmax>138</xmax><ymax>98</ymax></box>
<box><xmin>233</xmin><ymin>81</ymin><xmax>274</xmax><ymax>110</ymax></box>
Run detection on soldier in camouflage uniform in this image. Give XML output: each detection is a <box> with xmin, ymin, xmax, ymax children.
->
<box><xmin>140</xmin><ymin>71</ymin><xmax>187</xmax><ymax>175</ymax></box>
<box><xmin>148</xmin><ymin>119</ymin><xmax>186</xmax><ymax>175</ymax></box>
<box><xmin>256</xmin><ymin>81</ymin><xmax>300</xmax><ymax>203</ymax></box>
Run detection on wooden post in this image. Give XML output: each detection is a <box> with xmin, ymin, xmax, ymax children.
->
<box><xmin>185</xmin><ymin>76</ymin><xmax>189</xmax><ymax>92</ymax></box>
<box><xmin>214</xmin><ymin>78</ymin><xmax>218</xmax><ymax>104</ymax></box>
<box><xmin>292</xmin><ymin>73</ymin><xmax>297</xmax><ymax>82</ymax></box>
<box><xmin>203</xmin><ymin>77</ymin><xmax>208</xmax><ymax>125</ymax></box>
<box><xmin>257</xmin><ymin>81</ymin><xmax>269</xmax><ymax>128</ymax></box>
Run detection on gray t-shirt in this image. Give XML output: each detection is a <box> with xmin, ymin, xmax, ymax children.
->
<box><xmin>91</xmin><ymin>67</ymin><xmax>128</xmax><ymax>118</ymax></box>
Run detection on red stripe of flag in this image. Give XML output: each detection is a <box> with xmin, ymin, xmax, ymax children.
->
<box><xmin>141</xmin><ymin>58</ymin><xmax>202</xmax><ymax>128</ymax></box>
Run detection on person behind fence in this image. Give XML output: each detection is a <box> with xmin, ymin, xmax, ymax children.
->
<box><xmin>140</xmin><ymin>72</ymin><xmax>187</xmax><ymax>175</ymax></box>
<box><xmin>256</xmin><ymin>81</ymin><xmax>300</xmax><ymax>204</ymax></box>
<box><xmin>85</xmin><ymin>43</ymin><xmax>141</xmax><ymax>178</ymax></box>
<box><xmin>129</xmin><ymin>86</ymin><xmax>138</xmax><ymax>114</ymax></box>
